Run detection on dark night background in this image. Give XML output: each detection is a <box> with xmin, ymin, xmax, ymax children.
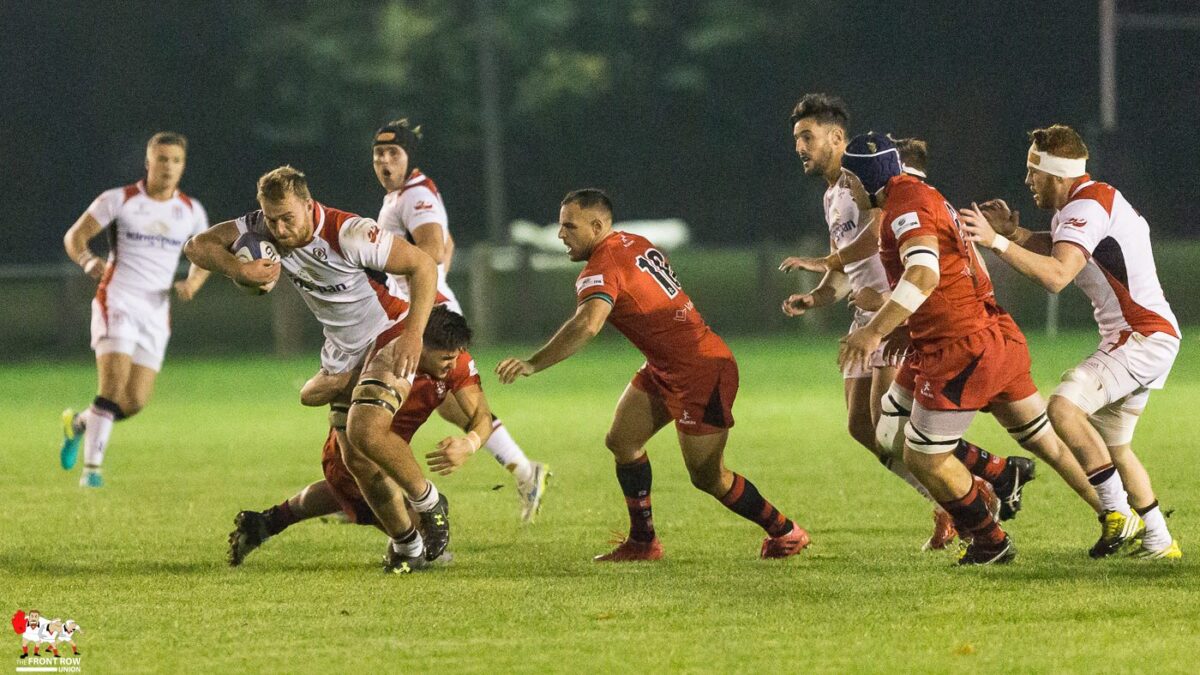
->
<box><xmin>3</xmin><ymin>1</ymin><xmax>1197</xmax><ymax>265</ymax></box>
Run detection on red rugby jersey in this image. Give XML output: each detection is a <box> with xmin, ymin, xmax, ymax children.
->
<box><xmin>575</xmin><ymin>231</ymin><xmax>731</xmax><ymax>372</ymax></box>
<box><xmin>878</xmin><ymin>174</ymin><xmax>997</xmax><ymax>350</ymax></box>
<box><xmin>389</xmin><ymin>350</ymin><xmax>481</xmax><ymax>442</ymax></box>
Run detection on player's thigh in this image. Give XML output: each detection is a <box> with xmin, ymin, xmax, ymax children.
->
<box><xmin>94</xmin><ymin>351</ymin><xmax>134</xmax><ymax>400</ymax></box>
<box><xmin>676</xmin><ymin>427</ymin><xmax>730</xmax><ymax>478</ymax></box>
<box><xmin>606</xmin><ymin>382</ymin><xmax>672</xmax><ymax>458</ymax></box>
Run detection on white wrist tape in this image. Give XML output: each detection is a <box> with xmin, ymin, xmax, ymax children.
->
<box><xmin>889</xmin><ymin>279</ymin><xmax>929</xmax><ymax>313</ymax></box>
<box><xmin>465</xmin><ymin>431</ymin><xmax>481</xmax><ymax>453</ymax></box>
<box><xmin>992</xmin><ymin>235</ymin><xmax>1011</xmax><ymax>254</ymax></box>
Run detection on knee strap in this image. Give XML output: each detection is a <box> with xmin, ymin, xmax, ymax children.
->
<box><xmin>351</xmin><ymin>378</ymin><xmax>401</xmax><ymax>414</ymax></box>
<box><xmin>1007</xmin><ymin>411</ymin><xmax>1052</xmax><ymax>445</ymax></box>
<box><xmin>329</xmin><ymin>402</ymin><xmax>350</xmax><ymax>430</ymax></box>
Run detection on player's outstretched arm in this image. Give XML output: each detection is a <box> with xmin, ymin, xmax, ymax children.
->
<box><xmin>959</xmin><ymin>203</ymin><xmax>1086</xmax><ymax>293</ymax></box>
<box><xmin>976</xmin><ymin>199</ymin><xmax>1053</xmax><ymax>255</ymax></box>
<box><xmin>839</xmin><ymin>235</ymin><xmax>938</xmax><ymax>374</ymax></box>
<box><xmin>782</xmin><ymin>269</ymin><xmax>849</xmax><ymax>316</ymax></box>
<box><xmin>496</xmin><ymin>297</ymin><xmax>612</xmax><ymax>384</ymax></box>
<box><xmin>183</xmin><ymin>220</ymin><xmax>280</xmax><ymax>286</ymax></box>
<box><xmin>380</xmin><ymin>238</ymin><xmax>438</xmax><ymax>379</ymax></box>
<box><xmin>173</xmin><ymin>264</ymin><xmax>211</xmax><ymax>301</ymax></box>
<box><xmin>427</xmin><ymin>385</ymin><xmax>492</xmax><ymax>475</ymax></box>
<box><xmin>63</xmin><ymin>212</ymin><xmax>107</xmax><ymax>280</ymax></box>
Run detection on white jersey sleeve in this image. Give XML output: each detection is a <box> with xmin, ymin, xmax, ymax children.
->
<box><xmin>1051</xmin><ymin>198</ymin><xmax>1109</xmax><ymax>254</ymax></box>
<box><xmin>191</xmin><ymin>199</ymin><xmax>210</xmax><ymax>236</ymax></box>
<box><xmin>337</xmin><ymin>217</ymin><xmax>395</xmax><ymax>272</ymax></box>
<box><xmin>86</xmin><ymin>188</ymin><xmax>126</xmax><ymax>228</ymax></box>
<box><xmin>400</xmin><ymin>184</ymin><xmax>448</xmax><ymax>234</ymax></box>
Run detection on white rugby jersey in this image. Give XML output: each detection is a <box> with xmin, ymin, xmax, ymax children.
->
<box><xmin>56</xmin><ymin>623</ymin><xmax>79</xmax><ymax>642</ymax></box>
<box><xmin>824</xmin><ymin>174</ymin><xmax>889</xmax><ymax>307</ymax></box>
<box><xmin>236</xmin><ymin>202</ymin><xmax>409</xmax><ymax>354</ymax></box>
<box><xmin>1051</xmin><ymin>176</ymin><xmax>1179</xmax><ymax>342</ymax></box>
<box><xmin>88</xmin><ymin>180</ymin><xmax>209</xmax><ymax>297</ymax></box>
<box><xmin>377</xmin><ymin>170</ymin><xmax>454</xmax><ymax>300</ymax></box>
<box><xmin>22</xmin><ymin>617</ymin><xmax>50</xmax><ymax>641</ymax></box>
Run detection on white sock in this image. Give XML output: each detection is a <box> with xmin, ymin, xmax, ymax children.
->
<box><xmin>1089</xmin><ymin>467</ymin><xmax>1133</xmax><ymax>517</ymax></box>
<box><xmin>407</xmin><ymin>481</ymin><xmax>440</xmax><ymax>512</ymax></box>
<box><xmin>391</xmin><ymin>529</ymin><xmax>424</xmax><ymax>557</ymax></box>
<box><xmin>1139</xmin><ymin>504</ymin><xmax>1172</xmax><ymax>550</ymax></box>
<box><xmin>886</xmin><ymin>458</ymin><xmax>935</xmax><ymax>503</ymax></box>
<box><xmin>83</xmin><ymin>405</ymin><xmax>116</xmax><ymax>470</ymax></box>
<box><xmin>485</xmin><ymin>420</ymin><xmax>534</xmax><ymax>484</ymax></box>
<box><xmin>72</xmin><ymin>409</ymin><xmax>89</xmax><ymax>436</ymax></box>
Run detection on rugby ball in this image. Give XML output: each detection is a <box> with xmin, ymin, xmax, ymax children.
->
<box><xmin>231</xmin><ymin>231</ymin><xmax>280</xmax><ymax>295</ymax></box>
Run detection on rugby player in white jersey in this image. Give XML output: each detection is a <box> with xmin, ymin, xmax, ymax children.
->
<box><xmin>185</xmin><ymin>166</ymin><xmax>449</xmax><ymax>572</ymax></box>
<box><xmin>371</xmin><ymin>119</ymin><xmax>549</xmax><ymax>522</ymax></box>
<box><xmin>59</xmin><ymin>132</ymin><xmax>212</xmax><ymax>488</ymax></box>
<box><xmin>778</xmin><ymin>96</ymin><xmax>964</xmax><ymax>548</ymax></box>
<box><xmin>960</xmin><ymin>124</ymin><xmax>1181</xmax><ymax>559</ymax></box>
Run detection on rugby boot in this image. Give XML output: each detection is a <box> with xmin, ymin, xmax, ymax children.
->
<box><xmin>760</xmin><ymin>522</ymin><xmax>811</xmax><ymax>559</ymax></box>
<box><xmin>1130</xmin><ymin>539</ymin><xmax>1182</xmax><ymax>560</ymax></box>
<box><xmin>517</xmin><ymin>461</ymin><xmax>550</xmax><ymax>523</ymax></box>
<box><xmin>384</xmin><ymin>542</ymin><xmax>431</xmax><ymax>574</ymax></box>
<box><xmin>228</xmin><ymin>510</ymin><xmax>271</xmax><ymax>566</ymax></box>
<box><xmin>1089</xmin><ymin>510</ymin><xmax>1145</xmax><ymax>558</ymax></box>
<box><xmin>60</xmin><ymin>409</ymin><xmax>82</xmax><ymax>470</ymax></box>
<box><xmin>994</xmin><ymin>456</ymin><xmax>1036</xmax><ymax>520</ymax></box>
<box><xmin>594</xmin><ymin>535</ymin><xmax>664</xmax><ymax>562</ymax></box>
<box><xmin>418</xmin><ymin>493</ymin><xmax>451</xmax><ymax>561</ymax></box>
<box><xmin>923</xmin><ymin>508</ymin><xmax>957</xmax><ymax>551</ymax></box>
<box><xmin>957</xmin><ymin>536</ymin><xmax>1017</xmax><ymax>566</ymax></box>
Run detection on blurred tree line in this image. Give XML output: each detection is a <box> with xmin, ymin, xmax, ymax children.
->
<box><xmin>4</xmin><ymin>0</ymin><xmax>1197</xmax><ymax>265</ymax></box>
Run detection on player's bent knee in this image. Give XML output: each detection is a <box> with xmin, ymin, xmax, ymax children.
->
<box><xmin>1046</xmin><ymin>394</ymin><xmax>1088</xmax><ymax>428</ymax></box>
<box><xmin>1007</xmin><ymin>409</ymin><xmax>1053</xmax><ymax>447</ymax></box>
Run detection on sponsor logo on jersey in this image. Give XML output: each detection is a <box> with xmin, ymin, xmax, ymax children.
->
<box><xmin>367</xmin><ymin>225</ymin><xmax>381</xmax><ymax>243</ymax></box>
<box><xmin>890</xmin><ymin>211</ymin><xmax>922</xmax><ymax>239</ymax></box>
<box><xmin>1062</xmin><ymin>217</ymin><xmax>1087</xmax><ymax>228</ymax></box>
<box><xmin>290</xmin><ymin>276</ymin><xmax>349</xmax><ymax>294</ymax></box>
<box><xmin>576</xmin><ymin>274</ymin><xmax>605</xmax><ymax>292</ymax></box>
<box><xmin>414</xmin><ymin>200</ymin><xmax>433</xmax><ymax>211</ymax></box>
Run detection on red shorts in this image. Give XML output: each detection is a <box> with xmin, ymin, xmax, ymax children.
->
<box><xmin>320</xmin><ymin>429</ymin><xmax>375</xmax><ymax>526</ymax></box>
<box><xmin>631</xmin><ymin>357</ymin><xmax>738</xmax><ymax>435</ymax></box>
<box><xmin>908</xmin><ymin>324</ymin><xmax>1037</xmax><ymax>411</ymax></box>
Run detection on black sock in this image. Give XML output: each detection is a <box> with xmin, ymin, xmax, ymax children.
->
<box><xmin>263</xmin><ymin>501</ymin><xmax>298</xmax><ymax>535</ymax></box>
<box><xmin>719</xmin><ymin>473</ymin><xmax>793</xmax><ymax>537</ymax></box>
<box><xmin>615</xmin><ymin>456</ymin><xmax>655</xmax><ymax>542</ymax></box>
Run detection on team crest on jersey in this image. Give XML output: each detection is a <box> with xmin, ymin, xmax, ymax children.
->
<box><xmin>576</xmin><ymin>274</ymin><xmax>605</xmax><ymax>292</ymax></box>
<box><xmin>890</xmin><ymin>212</ymin><xmax>921</xmax><ymax>238</ymax></box>
<box><xmin>1062</xmin><ymin>217</ymin><xmax>1087</xmax><ymax>229</ymax></box>
<box><xmin>313</xmin><ymin>247</ymin><xmax>328</xmax><ymax>261</ymax></box>
<box><xmin>367</xmin><ymin>225</ymin><xmax>381</xmax><ymax>243</ymax></box>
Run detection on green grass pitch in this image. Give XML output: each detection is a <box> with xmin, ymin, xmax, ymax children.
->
<box><xmin>2</xmin><ymin>333</ymin><xmax>1198</xmax><ymax>672</ymax></box>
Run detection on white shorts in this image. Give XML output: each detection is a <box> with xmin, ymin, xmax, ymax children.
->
<box><xmin>1054</xmin><ymin>331</ymin><xmax>1178</xmax><ymax>446</ymax></box>
<box><xmin>842</xmin><ymin>314</ymin><xmax>888</xmax><ymax>380</ymax></box>
<box><xmin>320</xmin><ymin>338</ymin><xmax>375</xmax><ymax>375</ymax></box>
<box><xmin>90</xmin><ymin>289</ymin><xmax>170</xmax><ymax>371</ymax></box>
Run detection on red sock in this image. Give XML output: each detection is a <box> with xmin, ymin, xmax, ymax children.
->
<box><xmin>264</xmin><ymin>500</ymin><xmax>299</xmax><ymax>536</ymax></box>
<box><xmin>940</xmin><ymin>480</ymin><xmax>1006</xmax><ymax>547</ymax></box>
<box><xmin>954</xmin><ymin>440</ymin><xmax>1007</xmax><ymax>483</ymax></box>
<box><xmin>719</xmin><ymin>474</ymin><xmax>793</xmax><ymax>538</ymax></box>
<box><xmin>22</xmin><ymin>646</ymin><xmax>28</xmax><ymax>655</ymax></box>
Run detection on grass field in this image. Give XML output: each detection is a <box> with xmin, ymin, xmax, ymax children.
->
<box><xmin>3</xmin><ymin>332</ymin><xmax>1198</xmax><ymax>673</ymax></box>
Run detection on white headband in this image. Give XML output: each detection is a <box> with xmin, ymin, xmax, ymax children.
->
<box><xmin>901</xmin><ymin>164</ymin><xmax>926</xmax><ymax>179</ymax></box>
<box><xmin>1027</xmin><ymin>144</ymin><xmax>1086</xmax><ymax>178</ymax></box>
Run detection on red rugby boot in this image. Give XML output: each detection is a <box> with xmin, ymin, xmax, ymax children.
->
<box><xmin>594</xmin><ymin>535</ymin><xmax>664</xmax><ymax>562</ymax></box>
<box><xmin>923</xmin><ymin>507</ymin><xmax>957</xmax><ymax>551</ymax></box>
<box><xmin>760</xmin><ymin>522</ymin><xmax>810</xmax><ymax>559</ymax></box>
<box><xmin>976</xmin><ymin>477</ymin><xmax>1001</xmax><ymax>521</ymax></box>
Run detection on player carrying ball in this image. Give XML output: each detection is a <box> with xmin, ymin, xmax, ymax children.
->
<box><xmin>497</xmin><ymin>189</ymin><xmax>809</xmax><ymax>561</ymax></box>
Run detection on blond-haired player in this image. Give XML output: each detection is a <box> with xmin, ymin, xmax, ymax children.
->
<box><xmin>960</xmin><ymin>124</ymin><xmax>1181</xmax><ymax>559</ymax></box>
<box><xmin>60</xmin><ymin>132</ymin><xmax>211</xmax><ymax>487</ymax></box>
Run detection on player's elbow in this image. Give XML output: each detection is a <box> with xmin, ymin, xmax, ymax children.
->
<box><xmin>1041</xmin><ymin>269</ymin><xmax>1072</xmax><ymax>294</ymax></box>
<box><xmin>182</xmin><ymin>237</ymin><xmax>203</xmax><ymax>266</ymax></box>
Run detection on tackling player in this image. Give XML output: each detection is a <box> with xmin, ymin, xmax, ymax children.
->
<box><xmin>184</xmin><ymin>166</ymin><xmax>447</xmax><ymax>571</ymax></box>
<box><xmin>59</xmin><ymin>132</ymin><xmax>212</xmax><ymax>487</ymax></box>
<box><xmin>229</xmin><ymin>307</ymin><xmax>491</xmax><ymax>573</ymax></box>
<box><xmin>372</xmin><ymin>119</ymin><xmax>549</xmax><ymax>522</ymax></box>
<box><xmin>959</xmin><ymin>124</ymin><xmax>1181</xmax><ymax>559</ymax></box>
<box><xmin>838</xmin><ymin>133</ymin><xmax>1045</xmax><ymax>565</ymax></box>
<box><xmin>497</xmin><ymin>189</ymin><xmax>809</xmax><ymax>561</ymax></box>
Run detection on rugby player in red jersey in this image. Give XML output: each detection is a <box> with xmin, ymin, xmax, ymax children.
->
<box><xmin>227</xmin><ymin>307</ymin><xmax>491</xmax><ymax>572</ymax></box>
<box><xmin>837</xmin><ymin>133</ymin><xmax>1039</xmax><ymax>564</ymax></box>
<box><xmin>497</xmin><ymin>189</ymin><xmax>809</xmax><ymax>561</ymax></box>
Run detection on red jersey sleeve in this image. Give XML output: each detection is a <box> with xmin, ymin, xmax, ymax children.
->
<box><xmin>448</xmin><ymin>350</ymin><xmax>482</xmax><ymax>392</ymax></box>
<box><xmin>886</xmin><ymin>192</ymin><xmax>942</xmax><ymax>247</ymax></box>
<box><xmin>575</xmin><ymin>248</ymin><xmax>623</xmax><ymax>306</ymax></box>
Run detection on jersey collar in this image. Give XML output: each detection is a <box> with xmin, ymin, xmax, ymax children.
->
<box><xmin>1067</xmin><ymin>174</ymin><xmax>1094</xmax><ymax>199</ymax></box>
<box><xmin>300</xmin><ymin>201</ymin><xmax>327</xmax><ymax>248</ymax></box>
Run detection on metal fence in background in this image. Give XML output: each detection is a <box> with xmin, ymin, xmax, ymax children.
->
<box><xmin>6</xmin><ymin>242</ymin><xmax>1199</xmax><ymax>363</ymax></box>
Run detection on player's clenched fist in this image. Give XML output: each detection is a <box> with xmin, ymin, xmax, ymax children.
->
<box><xmin>234</xmin><ymin>258</ymin><xmax>280</xmax><ymax>286</ymax></box>
<box><xmin>781</xmin><ymin>293</ymin><xmax>816</xmax><ymax>317</ymax></box>
<box><xmin>495</xmin><ymin>358</ymin><xmax>534</xmax><ymax>384</ymax></box>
